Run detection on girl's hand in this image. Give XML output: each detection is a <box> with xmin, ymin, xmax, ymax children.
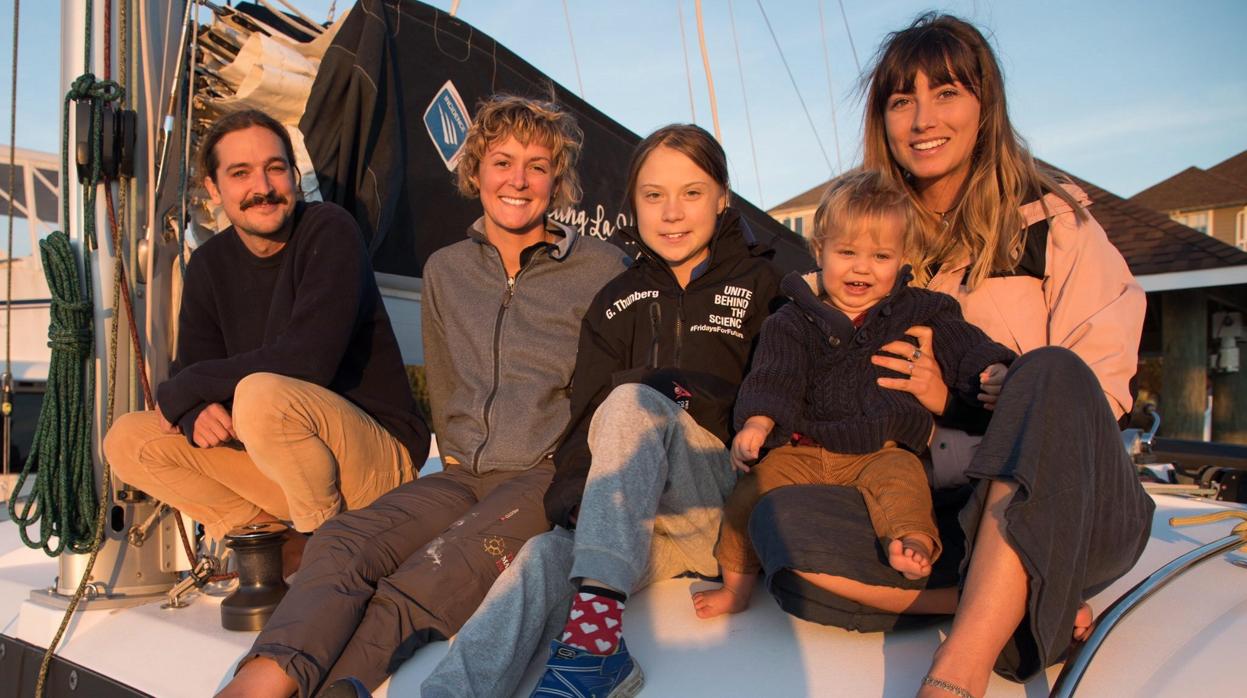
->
<box><xmin>872</xmin><ymin>325</ymin><xmax>948</xmax><ymax>415</ymax></box>
<box><xmin>731</xmin><ymin>417</ymin><xmax>773</xmax><ymax>473</ymax></box>
<box><xmin>978</xmin><ymin>363</ymin><xmax>1008</xmax><ymax>410</ymax></box>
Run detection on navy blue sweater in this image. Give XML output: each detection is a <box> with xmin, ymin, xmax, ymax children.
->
<box><xmin>734</xmin><ymin>268</ymin><xmax>1016</xmax><ymax>454</ymax></box>
<box><xmin>157</xmin><ymin>201</ymin><xmax>430</xmax><ymax>465</ymax></box>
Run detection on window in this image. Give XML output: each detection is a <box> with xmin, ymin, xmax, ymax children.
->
<box><xmin>1173</xmin><ymin>210</ymin><xmax>1209</xmax><ymax>234</ymax></box>
<box><xmin>794</xmin><ymin>216</ymin><xmax>804</xmax><ymax>236</ymax></box>
<box><xmin>1237</xmin><ymin>208</ymin><xmax>1246</xmax><ymax>250</ymax></box>
<box><xmin>782</xmin><ymin>217</ymin><xmax>791</xmax><ymax>230</ymax></box>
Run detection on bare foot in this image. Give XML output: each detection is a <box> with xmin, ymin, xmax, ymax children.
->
<box><xmin>888</xmin><ymin>535</ymin><xmax>934</xmax><ymax>580</ymax></box>
<box><xmin>1073</xmin><ymin>602</ymin><xmax>1093</xmax><ymax>641</ymax></box>
<box><xmin>215</xmin><ymin>657</ymin><xmax>297</xmax><ymax>698</ymax></box>
<box><xmin>692</xmin><ymin>586</ymin><xmax>750</xmax><ymax>619</ymax></box>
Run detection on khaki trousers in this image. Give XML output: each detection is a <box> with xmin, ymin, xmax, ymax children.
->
<box><xmin>716</xmin><ymin>443</ymin><xmax>940</xmax><ymax>574</ymax></box>
<box><xmin>103</xmin><ymin>373</ymin><xmax>414</xmax><ymax>539</ymax></box>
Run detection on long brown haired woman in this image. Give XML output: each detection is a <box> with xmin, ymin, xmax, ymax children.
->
<box><xmin>748</xmin><ymin>14</ymin><xmax>1153</xmax><ymax>698</ymax></box>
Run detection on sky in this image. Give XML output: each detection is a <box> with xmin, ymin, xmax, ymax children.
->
<box><xmin>1</xmin><ymin>0</ymin><xmax>1244</xmax><ymax>220</ymax></box>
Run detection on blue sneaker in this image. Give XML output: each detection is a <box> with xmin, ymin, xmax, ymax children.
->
<box><xmin>529</xmin><ymin>638</ymin><xmax>645</xmax><ymax>698</ymax></box>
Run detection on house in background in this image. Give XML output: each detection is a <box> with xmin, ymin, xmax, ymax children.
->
<box><xmin>1131</xmin><ymin>150</ymin><xmax>1247</xmax><ymax>251</ymax></box>
<box><xmin>767</xmin><ymin>163</ymin><xmax>1247</xmax><ymax>445</ymax></box>
<box><xmin>767</xmin><ymin>183</ymin><xmax>821</xmax><ymax>242</ymax></box>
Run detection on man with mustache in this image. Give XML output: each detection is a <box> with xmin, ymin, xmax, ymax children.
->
<box><xmin>104</xmin><ymin>109</ymin><xmax>429</xmax><ymax>574</ymax></box>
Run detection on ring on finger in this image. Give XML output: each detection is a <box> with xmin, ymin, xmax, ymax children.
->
<box><xmin>911</xmin><ymin>348</ymin><xmax>923</xmax><ymax>361</ymax></box>
<box><xmin>906</xmin><ymin>360</ymin><xmax>915</xmax><ymax>375</ymax></box>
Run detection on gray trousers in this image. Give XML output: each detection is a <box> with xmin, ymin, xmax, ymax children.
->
<box><xmin>244</xmin><ymin>461</ymin><xmax>554</xmax><ymax>697</ymax></box>
<box><xmin>422</xmin><ymin>384</ymin><xmax>736</xmax><ymax>697</ymax></box>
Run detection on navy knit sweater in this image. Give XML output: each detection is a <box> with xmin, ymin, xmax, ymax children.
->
<box><xmin>157</xmin><ymin>202</ymin><xmax>430</xmax><ymax>464</ymax></box>
<box><xmin>734</xmin><ymin>268</ymin><xmax>1016</xmax><ymax>454</ymax></box>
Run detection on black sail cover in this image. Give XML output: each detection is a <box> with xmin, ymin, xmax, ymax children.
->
<box><xmin>300</xmin><ymin>0</ymin><xmax>813</xmax><ymax>278</ymax></box>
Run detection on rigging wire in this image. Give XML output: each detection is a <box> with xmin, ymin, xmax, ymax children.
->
<box><xmin>3</xmin><ymin>0</ymin><xmax>18</xmax><ymax>480</ymax></box>
<box><xmin>560</xmin><ymin>0</ymin><xmax>585</xmax><ymax>99</ymax></box>
<box><xmin>693</xmin><ymin>0</ymin><xmax>721</xmax><ymax>141</ymax></box>
<box><xmin>726</xmin><ymin>0</ymin><xmax>763</xmax><ymax>207</ymax></box>
<box><xmin>269</xmin><ymin>0</ymin><xmax>325</xmax><ymax>35</ymax></box>
<box><xmin>178</xmin><ymin>0</ymin><xmax>202</xmax><ymax>274</ymax></box>
<box><xmin>818</xmin><ymin>0</ymin><xmax>843</xmax><ymax>172</ymax></box>
<box><xmin>754</xmin><ymin>0</ymin><xmax>833</xmax><ymax>175</ymax></box>
<box><xmin>675</xmin><ymin>2</ymin><xmax>697</xmax><ymax>123</ymax></box>
<box><xmin>151</xmin><ymin>0</ymin><xmax>195</xmax><ymax>274</ymax></box>
<box><xmin>836</xmin><ymin>0</ymin><xmax>861</xmax><ymax>75</ymax></box>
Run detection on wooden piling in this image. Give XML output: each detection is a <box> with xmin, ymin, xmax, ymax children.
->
<box><xmin>1161</xmin><ymin>290</ymin><xmax>1207</xmax><ymax>440</ymax></box>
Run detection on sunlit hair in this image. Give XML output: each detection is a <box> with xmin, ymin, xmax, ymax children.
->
<box><xmin>862</xmin><ymin>12</ymin><xmax>1084</xmax><ymax>288</ymax></box>
<box><xmin>623</xmin><ymin>123</ymin><xmax>729</xmax><ymax>216</ymax></box>
<box><xmin>198</xmin><ymin>108</ymin><xmax>296</xmax><ymax>183</ymax></box>
<box><xmin>811</xmin><ymin>169</ymin><xmax>917</xmax><ymax>260</ymax></box>
<box><xmin>456</xmin><ymin>94</ymin><xmax>584</xmax><ymax>209</ymax></box>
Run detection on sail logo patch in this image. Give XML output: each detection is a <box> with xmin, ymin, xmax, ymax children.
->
<box><xmin>423</xmin><ymin>81</ymin><xmax>470</xmax><ymax>171</ymax></box>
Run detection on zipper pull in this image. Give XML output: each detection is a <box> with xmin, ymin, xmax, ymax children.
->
<box><xmin>503</xmin><ymin>276</ymin><xmax>516</xmax><ymax>307</ymax></box>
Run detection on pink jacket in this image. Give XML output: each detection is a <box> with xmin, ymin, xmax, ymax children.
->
<box><xmin>925</xmin><ymin>184</ymin><xmax>1145</xmax><ymax>486</ymax></box>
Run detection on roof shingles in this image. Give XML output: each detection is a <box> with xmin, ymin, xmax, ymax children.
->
<box><xmin>1060</xmin><ymin>167</ymin><xmax>1247</xmax><ymax>276</ymax></box>
<box><xmin>1129</xmin><ymin>164</ymin><xmax>1247</xmax><ymax>212</ymax></box>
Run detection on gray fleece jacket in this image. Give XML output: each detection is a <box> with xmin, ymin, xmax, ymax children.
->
<box><xmin>421</xmin><ymin>217</ymin><xmax>628</xmax><ymax>474</ymax></box>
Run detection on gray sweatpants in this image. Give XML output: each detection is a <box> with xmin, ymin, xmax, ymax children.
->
<box><xmin>422</xmin><ymin>383</ymin><xmax>736</xmax><ymax>697</ymax></box>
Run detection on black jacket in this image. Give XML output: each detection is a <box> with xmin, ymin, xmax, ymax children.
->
<box><xmin>544</xmin><ymin>209</ymin><xmax>784</xmax><ymax>527</ymax></box>
<box><xmin>735</xmin><ymin>268</ymin><xmax>1017</xmax><ymax>455</ymax></box>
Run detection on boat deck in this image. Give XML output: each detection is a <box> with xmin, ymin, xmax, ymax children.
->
<box><xmin>3</xmin><ymin>485</ymin><xmax>1245</xmax><ymax>696</ymax></box>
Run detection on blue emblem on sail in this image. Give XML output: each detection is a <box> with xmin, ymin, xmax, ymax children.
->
<box><xmin>423</xmin><ymin>81</ymin><xmax>471</xmax><ymax>170</ymax></box>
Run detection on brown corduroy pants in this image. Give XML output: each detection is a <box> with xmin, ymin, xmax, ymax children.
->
<box><xmin>715</xmin><ymin>443</ymin><xmax>940</xmax><ymax>574</ymax></box>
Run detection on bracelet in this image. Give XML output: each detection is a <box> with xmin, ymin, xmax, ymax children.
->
<box><xmin>921</xmin><ymin>675</ymin><xmax>976</xmax><ymax>698</ymax></box>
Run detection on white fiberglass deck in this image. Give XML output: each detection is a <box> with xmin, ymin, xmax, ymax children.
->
<box><xmin>3</xmin><ymin>489</ymin><xmax>1245</xmax><ymax>697</ymax></box>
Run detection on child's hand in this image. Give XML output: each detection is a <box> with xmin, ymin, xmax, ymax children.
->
<box><xmin>731</xmin><ymin>418</ymin><xmax>772</xmax><ymax>473</ymax></box>
<box><xmin>978</xmin><ymin>363</ymin><xmax>1008</xmax><ymax>410</ymax></box>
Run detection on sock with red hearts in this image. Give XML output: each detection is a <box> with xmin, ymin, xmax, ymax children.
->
<box><xmin>558</xmin><ymin>585</ymin><xmax>627</xmax><ymax>655</ymax></box>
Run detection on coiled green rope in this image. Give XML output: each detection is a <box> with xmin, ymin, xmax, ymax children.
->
<box><xmin>6</xmin><ymin>232</ymin><xmax>97</xmax><ymax>555</ymax></box>
<box><xmin>6</xmin><ymin>68</ymin><xmax>122</xmax><ymax>556</ymax></box>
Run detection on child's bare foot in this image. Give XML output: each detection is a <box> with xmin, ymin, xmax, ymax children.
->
<box><xmin>888</xmin><ymin>535</ymin><xmax>934</xmax><ymax>580</ymax></box>
<box><xmin>692</xmin><ymin>586</ymin><xmax>750</xmax><ymax>618</ymax></box>
<box><xmin>1073</xmin><ymin>602</ymin><xmax>1093</xmax><ymax>641</ymax></box>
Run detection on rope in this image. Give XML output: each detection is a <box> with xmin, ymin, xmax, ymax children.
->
<box><xmin>7</xmin><ymin>66</ymin><xmax>123</xmax><ymax>556</ymax></box>
<box><xmin>675</xmin><ymin>2</ymin><xmax>697</xmax><ymax>123</ymax></box>
<box><xmin>3</xmin><ymin>0</ymin><xmax>19</xmax><ymax>478</ymax></box>
<box><xmin>835</xmin><ymin>0</ymin><xmax>861</xmax><ymax>74</ymax></box>
<box><xmin>817</xmin><ymin>1</ymin><xmax>843</xmax><ymax>172</ymax></box>
<box><xmin>726</xmin><ymin>0</ymin><xmax>763</xmax><ymax>207</ymax></box>
<box><xmin>693</xmin><ymin>0</ymin><xmax>721</xmax><ymax>141</ymax></box>
<box><xmin>7</xmin><ymin>233</ymin><xmax>97</xmax><ymax>554</ymax></box>
<box><xmin>27</xmin><ymin>233</ymin><xmax>108</xmax><ymax>698</ymax></box>
<box><xmin>177</xmin><ymin>1</ymin><xmax>202</xmax><ymax>276</ymax></box>
<box><xmin>25</xmin><ymin>1</ymin><xmax>138</xmax><ymax>693</ymax></box>
<box><xmin>754</xmin><ymin>0</ymin><xmax>833</xmax><ymax>175</ymax></box>
<box><xmin>560</xmin><ymin>0</ymin><xmax>585</xmax><ymax>99</ymax></box>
